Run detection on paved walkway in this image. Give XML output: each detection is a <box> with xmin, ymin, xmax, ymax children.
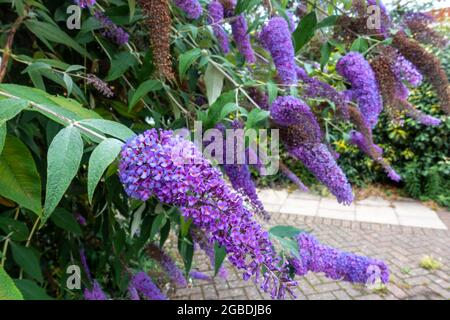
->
<box><xmin>172</xmin><ymin>189</ymin><xmax>450</xmax><ymax>300</ymax></box>
<box><xmin>259</xmin><ymin>189</ymin><xmax>448</xmax><ymax>230</ymax></box>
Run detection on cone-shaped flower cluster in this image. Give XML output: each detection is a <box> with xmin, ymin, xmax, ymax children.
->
<box><xmin>173</xmin><ymin>0</ymin><xmax>203</xmax><ymax>20</ymax></box>
<box><xmin>147</xmin><ymin>244</ymin><xmax>187</xmax><ymax>287</ymax></box>
<box><xmin>392</xmin><ymin>31</ymin><xmax>450</xmax><ymax>114</ymax></box>
<box><xmin>336</xmin><ymin>52</ymin><xmax>383</xmax><ymax>128</ymax></box>
<box><xmin>94</xmin><ymin>12</ymin><xmax>129</xmax><ymax>45</ymax></box>
<box><xmin>131</xmin><ymin>272</ymin><xmax>167</xmax><ymax>300</ymax></box>
<box><xmin>297</xmin><ymin>67</ymin><xmax>350</xmax><ymax>118</ymax></box>
<box><xmin>119</xmin><ymin>129</ymin><xmax>295</xmax><ymax>298</ymax></box>
<box><xmin>259</xmin><ymin>17</ymin><xmax>298</xmax><ymax>85</ymax></box>
<box><xmin>291</xmin><ymin>233</ymin><xmax>389</xmax><ymax>284</ymax></box>
<box><xmin>231</xmin><ymin>15</ymin><xmax>256</xmax><ymax>63</ymax></box>
<box><xmin>75</xmin><ymin>0</ymin><xmax>96</xmax><ymax>8</ymax></box>
<box><xmin>83</xmin><ymin>281</ymin><xmax>107</xmax><ymax>300</ymax></box>
<box><xmin>215</xmin><ymin>122</ymin><xmax>269</xmax><ymax>220</ymax></box>
<box><xmin>139</xmin><ymin>0</ymin><xmax>175</xmax><ymax>80</ymax></box>
<box><xmin>208</xmin><ymin>1</ymin><xmax>230</xmax><ymax>53</ymax></box>
<box><xmin>270</xmin><ymin>96</ymin><xmax>354</xmax><ymax>204</ymax></box>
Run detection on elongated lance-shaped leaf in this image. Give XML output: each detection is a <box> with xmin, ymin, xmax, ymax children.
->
<box><xmin>0</xmin><ymin>99</ymin><xmax>28</xmax><ymax>126</ymax></box>
<box><xmin>43</xmin><ymin>126</ymin><xmax>83</xmax><ymax>223</ymax></box>
<box><xmin>0</xmin><ymin>136</ymin><xmax>42</xmax><ymax>215</ymax></box>
<box><xmin>88</xmin><ymin>138</ymin><xmax>123</xmax><ymax>203</ymax></box>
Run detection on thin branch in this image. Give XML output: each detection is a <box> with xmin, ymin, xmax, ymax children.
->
<box><xmin>0</xmin><ymin>14</ymin><xmax>26</xmax><ymax>83</ymax></box>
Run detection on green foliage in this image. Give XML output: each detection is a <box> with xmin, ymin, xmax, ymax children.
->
<box><xmin>0</xmin><ymin>266</ymin><xmax>23</xmax><ymax>300</ymax></box>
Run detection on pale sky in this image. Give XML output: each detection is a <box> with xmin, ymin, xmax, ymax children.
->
<box><xmin>384</xmin><ymin>0</ymin><xmax>450</xmax><ymax>10</ymax></box>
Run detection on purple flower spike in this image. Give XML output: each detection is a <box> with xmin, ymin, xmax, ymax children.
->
<box><xmin>260</xmin><ymin>17</ymin><xmax>297</xmax><ymax>85</ymax></box>
<box><xmin>270</xmin><ymin>96</ymin><xmax>322</xmax><ymax>143</ymax></box>
<box><xmin>94</xmin><ymin>12</ymin><xmax>129</xmax><ymax>45</ymax></box>
<box><xmin>190</xmin><ymin>271</ymin><xmax>212</xmax><ymax>281</ymax></box>
<box><xmin>292</xmin><ymin>233</ymin><xmax>390</xmax><ymax>284</ymax></box>
<box><xmin>75</xmin><ymin>0</ymin><xmax>96</xmax><ymax>8</ymax></box>
<box><xmin>296</xmin><ymin>67</ymin><xmax>350</xmax><ymax>117</ymax></box>
<box><xmin>208</xmin><ymin>1</ymin><xmax>230</xmax><ymax>53</ymax></box>
<box><xmin>83</xmin><ymin>281</ymin><xmax>107</xmax><ymax>300</ymax></box>
<box><xmin>289</xmin><ymin>144</ymin><xmax>354</xmax><ymax>205</ymax></box>
<box><xmin>173</xmin><ymin>0</ymin><xmax>203</xmax><ymax>20</ymax></box>
<box><xmin>131</xmin><ymin>272</ymin><xmax>166</xmax><ymax>300</ymax></box>
<box><xmin>336</xmin><ymin>52</ymin><xmax>383</xmax><ymax>128</ymax></box>
<box><xmin>349</xmin><ymin>131</ymin><xmax>383</xmax><ymax>155</ymax></box>
<box><xmin>393</xmin><ymin>53</ymin><xmax>423</xmax><ymax>87</ymax></box>
<box><xmin>119</xmin><ymin>129</ymin><xmax>295</xmax><ymax>298</ymax></box>
<box><xmin>128</xmin><ymin>285</ymin><xmax>140</xmax><ymax>300</ymax></box>
<box><xmin>231</xmin><ymin>15</ymin><xmax>256</xmax><ymax>64</ymax></box>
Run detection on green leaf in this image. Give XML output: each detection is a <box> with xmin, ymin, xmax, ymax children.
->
<box><xmin>24</xmin><ymin>20</ymin><xmax>92</xmax><ymax>59</ymax></box>
<box><xmin>235</xmin><ymin>0</ymin><xmax>261</xmax><ymax>15</ymax></box>
<box><xmin>105</xmin><ymin>52</ymin><xmax>136</xmax><ymax>81</ymax></box>
<box><xmin>293</xmin><ymin>11</ymin><xmax>317</xmax><ymax>52</ymax></box>
<box><xmin>150</xmin><ymin>213</ymin><xmax>166</xmax><ymax>240</ymax></box>
<box><xmin>0</xmin><ymin>123</ymin><xmax>5</xmax><ymax>155</ymax></box>
<box><xmin>315</xmin><ymin>15</ymin><xmax>338</xmax><ymax>29</ymax></box>
<box><xmin>50</xmin><ymin>208</ymin><xmax>82</xmax><ymax>235</ymax></box>
<box><xmin>214</xmin><ymin>243</ymin><xmax>227</xmax><ymax>276</ymax></box>
<box><xmin>88</xmin><ymin>138</ymin><xmax>123</xmax><ymax>203</ymax></box>
<box><xmin>22</xmin><ymin>62</ymin><xmax>51</xmax><ymax>74</ymax></box>
<box><xmin>267</xmin><ymin>81</ymin><xmax>278</xmax><ymax>105</ymax></box>
<box><xmin>350</xmin><ymin>38</ymin><xmax>369</xmax><ymax>53</ymax></box>
<box><xmin>130</xmin><ymin>203</ymin><xmax>145</xmax><ymax>238</ymax></box>
<box><xmin>205</xmin><ymin>91</ymin><xmax>235</xmax><ymax>128</ymax></box>
<box><xmin>44</xmin><ymin>126</ymin><xmax>83</xmax><ymax>222</ymax></box>
<box><xmin>128</xmin><ymin>0</ymin><xmax>136</xmax><ymax>21</ymax></box>
<box><xmin>219</xmin><ymin>102</ymin><xmax>238</xmax><ymax>120</ymax></box>
<box><xmin>180</xmin><ymin>216</ymin><xmax>192</xmax><ymax>238</ymax></box>
<box><xmin>178</xmin><ymin>235</ymin><xmax>194</xmax><ymax>274</ymax></box>
<box><xmin>246</xmin><ymin>108</ymin><xmax>269</xmax><ymax>129</ymax></box>
<box><xmin>320</xmin><ymin>41</ymin><xmax>332</xmax><ymax>69</ymax></box>
<box><xmin>0</xmin><ymin>136</ymin><xmax>42</xmax><ymax>215</ymax></box>
<box><xmin>63</xmin><ymin>73</ymin><xmax>73</xmax><ymax>96</ymax></box>
<box><xmin>14</xmin><ymin>279</ymin><xmax>52</xmax><ymax>300</ymax></box>
<box><xmin>159</xmin><ymin>220</ymin><xmax>171</xmax><ymax>248</ymax></box>
<box><xmin>0</xmin><ymin>217</ymin><xmax>29</xmax><ymax>242</ymax></box>
<box><xmin>204</xmin><ymin>62</ymin><xmax>224</xmax><ymax>106</ymax></box>
<box><xmin>10</xmin><ymin>243</ymin><xmax>43</xmax><ymax>283</ymax></box>
<box><xmin>78</xmin><ymin>119</ymin><xmax>135</xmax><ymax>141</ymax></box>
<box><xmin>178</xmin><ymin>48</ymin><xmax>202</xmax><ymax>81</ymax></box>
<box><xmin>0</xmin><ymin>84</ymin><xmax>101</xmax><ymax>125</ymax></box>
<box><xmin>269</xmin><ymin>225</ymin><xmax>304</xmax><ymax>238</ymax></box>
<box><xmin>0</xmin><ymin>98</ymin><xmax>28</xmax><ymax>126</ymax></box>
<box><xmin>0</xmin><ymin>266</ymin><xmax>23</xmax><ymax>300</ymax></box>
<box><xmin>128</xmin><ymin>80</ymin><xmax>163</xmax><ymax>110</ymax></box>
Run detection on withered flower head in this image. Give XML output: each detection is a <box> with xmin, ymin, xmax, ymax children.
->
<box><xmin>139</xmin><ymin>0</ymin><xmax>175</xmax><ymax>81</ymax></box>
<box><xmin>392</xmin><ymin>31</ymin><xmax>450</xmax><ymax>114</ymax></box>
<box><xmin>403</xmin><ymin>12</ymin><xmax>448</xmax><ymax>49</ymax></box>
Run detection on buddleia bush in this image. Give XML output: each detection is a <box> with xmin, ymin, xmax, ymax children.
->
<box><xmin>0</xmin><ymin>0</ymin><xmax>448</xmax><ymax>300</ymax></box>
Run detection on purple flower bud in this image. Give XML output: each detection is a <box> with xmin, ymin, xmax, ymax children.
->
<box><xmin>94</xmin><ymin>11</ymin><xmax>129</xmax><ymax>46</ymax></box>
<box><xmin>75</xmin><ymin>0</ymin><xmax>96</xmax><ymax>8</ymax></box>
<box><xmin>173</xmin><ymin>0</ymin><xmax>203</xmax><ymax>20</ymax></box>
<box><xmin>259</xmin><ymin>17</ymin><xmax>297</xmax><ymax>85</ymax></box>
<box><xmin>84</xmin><ymin>281</ymin><xmax>107</xmax><ymax>300</ymax></box>
<box><xmin>208</xmin><ymin>1</ymin><xmax>230</xmax><ymax>53</ymax></box>
<box><xmin>292</xmin><ymin>233</ymin><xmax>389</xmax><ymax>284</ymax></box>
<box><xmin>131</xmin><ymin>272</ymin><xmax>166</xmax><ymax>300</ymax></box>
<box><xmin>337</xmin><ymin>52</ymin><xmax>383</xmax><ymax>128</ymax></box>
<box><xmin>190</xmin><ymin>271</ymin><xmax>212</xmax><ymax>281</ymax></box>
<box><xmin>231</xmin><ymin>15</ymin><xmax>256</xmax><ymax>64</ymax></box>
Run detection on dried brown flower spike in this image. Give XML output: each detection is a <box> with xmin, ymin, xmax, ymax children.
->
<box><xmin>139</xmin><ymin>0</ymin><xmax>175</xmax><ymax>81</ymax></box>
<box><xmin>392</xmin><ymin>31</ymin><xmax>450</xmax><ymax>114</ymax></box>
